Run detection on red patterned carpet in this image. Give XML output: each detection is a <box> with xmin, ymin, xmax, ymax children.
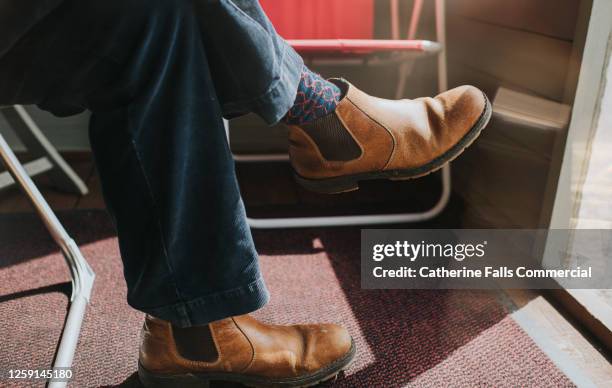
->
<box><xmin>0</xmin><ymin>211</ymin><xmax>573</xmax><ymax>387</ymax></box>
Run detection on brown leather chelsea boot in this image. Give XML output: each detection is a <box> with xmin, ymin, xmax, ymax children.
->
<box><xmin>138</xmin><ymin>314</ymin><xmax>355</xmax><ymax>387</ymax></box>
<box><xmin>288</xmin><ymin>80</ymin><xmax>492</xmax><ymax>193</ymax></box>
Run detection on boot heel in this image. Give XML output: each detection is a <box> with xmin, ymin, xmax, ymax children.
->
<box><xmin>138</xmin><ymin>363</ymin><xmax>209</xmax><ymax>388</ymax></box>
<box><xmin>294</xmin><ymin>174</ymin><xmax>359</xmax><ymax>194</ymax></box>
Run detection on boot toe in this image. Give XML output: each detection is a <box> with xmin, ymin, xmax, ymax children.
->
<box><xmin>436</xmin><ymin>85</ymin><xmax>488</xmax><ymax>130</ymax></box>
<box><xmin>301</xmin><ymin>323</ymin><xmax>353</xmax><ymax>372</ymax></box>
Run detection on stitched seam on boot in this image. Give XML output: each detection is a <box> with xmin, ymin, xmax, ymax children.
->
<box><xmin>345</xmin><ymin>97</ymin><xmax>396</xmax><ymax>170</ymax></box>
<box><xmin>231</xmin><ymin>317</ymin><xmax>256</xmax><ymax>373</ymax></box>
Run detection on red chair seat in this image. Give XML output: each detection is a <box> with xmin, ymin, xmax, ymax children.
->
<box><xmin>260</xmin><ymin>0</ymin><xmax>439</xmax><ymax>57</ymax></box>
<box><xmin>260</xmin><ymin>0</ymin><xmax>374</xmax><ymax>40</ymax></box>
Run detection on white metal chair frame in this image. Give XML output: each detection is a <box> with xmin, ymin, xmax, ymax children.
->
<box><xmin>227</xmin><ymin>0</ymin><xmax>450</xmax><ymax>229</ymax></box>
<box><xmin>0</xmin><ymin>106</ymin><xmax>88</xmax><ymax>195</ymax></box>
<box><xmin>0</xmin><ymin>108</ymin><xmax>94</xmax><ymax>388</ymax></box>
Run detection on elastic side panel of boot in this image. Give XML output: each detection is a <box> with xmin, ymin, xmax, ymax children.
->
<box><xmin>299</xmin><ymin>113</ymin><xmax>362</xmax><ymax>161</ymax></box>
<box><xmin>172</xmin><ymin>325</ymin><xmax>219</xmax><ymax>363</ymax></box>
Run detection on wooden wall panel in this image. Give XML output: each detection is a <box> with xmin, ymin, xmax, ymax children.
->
<box><xmin>447</xmin><ymin>0</ymin><xmax>579</xmax><ymax>41</ymax></box>
<box><xmin>447</xmin><ymin>15</ymin><xmax>574</xmax><ymax>101</ymax></box>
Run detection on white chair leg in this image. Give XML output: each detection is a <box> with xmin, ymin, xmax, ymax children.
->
<box><xmin>435</xmin><ymin>0</ymin><xmax>448</xmax><ymax>93</ymax></box>
<box><xmin>245</xmin><ymin>165</ymin><xmax>451</xmax><ymax>229</ymax></box>
<box><xmin>0</xmin><ymin>106</ymin><xmax>88</xmax><ymax>195</ymax></box>
<box><xmin>0</xmin><ymin>133</ymin><xmax>95</xmax><ymax>388</ymax></box>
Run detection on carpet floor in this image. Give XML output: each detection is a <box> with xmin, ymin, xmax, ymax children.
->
<box><xmin>0</xmin><ymin>211</ymin><xmax>573</xmax><ymax>387</ymax></box>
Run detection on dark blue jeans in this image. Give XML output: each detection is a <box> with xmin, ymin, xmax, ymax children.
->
<box><xmin>0</xmin><ymin>0</ymin><xmax>303</xmax><ymax>327</ymax></box>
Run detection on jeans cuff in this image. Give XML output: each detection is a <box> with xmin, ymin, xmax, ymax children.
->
<box><xmin>221</xmin><ymin>41</ymin><xmax>303</xmax><ymax>125</ymax></box>
<box><xmin>145</xmin><ymin>276</ymin><xmax>270</xmax><ymax>327</ymax></box>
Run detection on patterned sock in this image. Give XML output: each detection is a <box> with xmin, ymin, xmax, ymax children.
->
<box><xmin>283</xmin><ymin>66</ymin><xmax>343</xmax><ymax>126</ymax></box>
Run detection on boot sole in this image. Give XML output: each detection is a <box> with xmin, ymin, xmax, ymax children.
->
<box><xmin>138</xmin><ymin>339</ymin><xmax>356</xmax><ymax>388</ymax></box>
<box><xmin>294</xmin><ymin>92</ymin><xmax>493</xmax><ymax>194</ymax></box>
